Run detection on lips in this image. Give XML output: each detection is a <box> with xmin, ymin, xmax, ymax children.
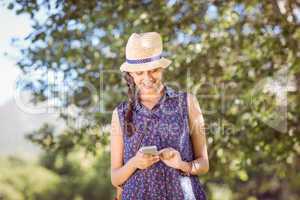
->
<box><xmin>143</xmin><ymin>83</ymin><xmax>154</xmax><ymax>88</ymax></box>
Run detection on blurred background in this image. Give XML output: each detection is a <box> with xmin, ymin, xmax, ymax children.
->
<box><xmin>0</xmin><ymin>0</ymin><xmax>299</xmax><ymax>199</ymax></box>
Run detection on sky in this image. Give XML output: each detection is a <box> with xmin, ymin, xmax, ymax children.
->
<box><xmin>0</xmin><ymin>3</ymin><xmax>31</xmax><ymax>106</ymax></box>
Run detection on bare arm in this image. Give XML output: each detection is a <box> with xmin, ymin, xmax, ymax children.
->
<box><xmin>179</xmin><ymin>93</ymin><xmax>209</xmax><ymax>175</ymax></box>
<box><xmin>110</xmin><ymin>108</ymin><xmax>137</xmax><ymax>187</ymax></box>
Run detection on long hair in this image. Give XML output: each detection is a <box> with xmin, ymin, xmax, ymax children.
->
<box><xmin>123</xmin><ymin>72</ymin><xmax>139</xmax><ymax>137</ymax></box>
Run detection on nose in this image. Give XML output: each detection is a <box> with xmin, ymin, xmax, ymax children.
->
<box><xmin>143</xmin><ymin>71</ymin><xmax>153</xmax><ymax>81</ymax></box>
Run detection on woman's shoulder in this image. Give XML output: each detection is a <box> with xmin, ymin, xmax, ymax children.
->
<box><xmin>112</xmin><ymin>100</ymin><xmax>128</xmax><ymax>116</ymax></box>
<box><xmin>112</xmin><ymin>101</ymin><xmax>127</xmax><ymax>122</ymax></box>
<box><xmin>185</xmin><ymin>92</ymin><xmax>200</xmax><ymax>108</ymax></box>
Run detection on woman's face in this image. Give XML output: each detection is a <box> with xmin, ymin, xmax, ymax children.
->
<box><xmin>129</xmin><ymin>67</ymin><xmax>164</xmax><ymax>94</ymax></box>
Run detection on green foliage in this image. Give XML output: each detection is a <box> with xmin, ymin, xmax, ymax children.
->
<box><xmin>0</xmin><ymin>157</ymin><xmax>60</xmax><ymax>200</ymax></box>
<box><xmin>36</xmin><ymin>146</ymin><xmax>114</xmax><ymax>199</ymax></box>
<box><xmin>6</xmin><ymin>0</ymin><xmax>300</xmax><ymax>199</ymax></box>
<box><xmin>0</xmin><ymin>148</ymin><xmax>114</xmax><ymax>200</ymax></box>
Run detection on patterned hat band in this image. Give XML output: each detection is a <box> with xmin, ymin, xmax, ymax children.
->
<box><xmin>126</xmin><ymin>54</ymin><xmax>162</xmax><ymax>64</ymax></box>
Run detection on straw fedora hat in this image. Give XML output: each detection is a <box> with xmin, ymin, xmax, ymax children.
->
<box><xmin>120</xmin><ymin>32</ymin><xmax>172</xmax><ymax>72</ymax></box>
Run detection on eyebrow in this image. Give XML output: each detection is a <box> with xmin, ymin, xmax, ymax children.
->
<box><xmin>134</xmin><ymin>68</ymin><xmax>159</xmax><ymax>75</ymax></box>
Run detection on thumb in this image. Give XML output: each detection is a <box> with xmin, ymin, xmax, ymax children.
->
<box><xmin>158</xmin><ymin>149</ymin><xmax>165</xmax><ymax>154</ymax></box>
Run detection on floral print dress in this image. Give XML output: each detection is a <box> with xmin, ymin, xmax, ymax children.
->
<box><xmin>116</xmin><ymin>85</ymin><xmax>207</xmax><ymax>200</ymax></box>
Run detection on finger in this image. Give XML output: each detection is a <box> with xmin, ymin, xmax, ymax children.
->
<box><xmin>151</xmin><ymin>155</ymin><xmax>159</xmax><ymax>161</ymax></box>
<box><xmin>137</xmin><ymin>151</ymin><xmax>144</xmax><ymax>157</ymax></box>
<box><xmin>151</xmin><ymin>157</ymin><xmax>160</xmax><ymax>164</ymax></box>
<box><xmin>140</xmin><ymin>152</ymin><xmax>149</xmax><ymax>157</ymax></box>
<box><xmin>143</xmin><ymin>154</ymin><xmax>152</xmax><ymax>159</ymax></box>
<box><xmin>159</xmin><ymin>154</ymin><xmax>165</xmax><ymax>160</ymax></box>
<box><xmin>170</xmin><ymin>151</ymin><xmax>176</xmax><ymax>158</ymax></box>
<box><xmin>146</xmin><ymin>155</ymin><xmax>155</xmax><ymax>162</ymax></box>
<box><xmin>158</xmin><ymin>148</ymin><xmax>168</xmax><ymax>154</ymax></box>
<box><xmin>164</xmin><ymin>151</ymin><xmax>174</xmax><ymax>159</ymax></box>
<box><xmin>158</xmin><ymin>149</ymin><xmax>164</xmax><ymax>154</ymax></box>
<box><xmin>159</xmin><ymin>151</ymin><xmax>169</xmax><ymax>160</ymax></box>
<box><xmin>138</xmin><ymin>152</ymin><xmax>144</xmax><ymax>158</ymax></box>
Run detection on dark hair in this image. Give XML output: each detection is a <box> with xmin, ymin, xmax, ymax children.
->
<box><xmin>123</xmin><ymin>72</ymin><xmax>139</xmax><ymax>137</ymax></box>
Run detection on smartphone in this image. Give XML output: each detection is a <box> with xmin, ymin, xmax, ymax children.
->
<box><xmin>139</xmin><ymin>145</ymin><xmax>158</xmax><ymax>156</ymax></box>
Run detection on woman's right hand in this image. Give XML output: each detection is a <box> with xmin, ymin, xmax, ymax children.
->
<box><xmin>130</xmin><ymin>150</ymin><xmax>160</xmax><ymax>170</ymax></box>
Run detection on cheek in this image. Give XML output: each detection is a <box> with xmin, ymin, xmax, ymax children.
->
<box><xmin>153</xmin><ymin>73</ymin><xmax>162</xmax><ymax>82</ymax></box>
<box><xmin>134</xmin><ymin>76</ymin><xmax>143</xmax><ymax>85</ymax></box>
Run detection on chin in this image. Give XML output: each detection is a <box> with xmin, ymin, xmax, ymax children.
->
<box><xmin>140</xmin><ymin>85</ymin><xmax>156</xmax><ymax>93</ymax></box>
<box><xmin>143</xmin><ymin>87</ymin><xmax>155</xmax><ymax>92</ymax></box>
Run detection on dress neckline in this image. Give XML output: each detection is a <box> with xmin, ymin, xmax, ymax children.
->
<box><xmin>133</xmin><ymin>85</ymin><xmax>179</xmax><ymax>114</ymax></box>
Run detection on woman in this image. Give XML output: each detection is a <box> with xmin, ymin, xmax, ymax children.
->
<box><xmin>110</xmin><ymin>32</ymin><xmax>209</xmax><ymax>200</ymax></box>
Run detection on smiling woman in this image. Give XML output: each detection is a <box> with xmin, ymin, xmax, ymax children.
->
<box><xmin>129</xmin><ymin>67</ymin><xmax>165</xmax><ymax>109</ymax></box>
<box><xmin>110</xmin><ymin>32</ymin><xmax>208</xmax><ymax>200</ymax></box>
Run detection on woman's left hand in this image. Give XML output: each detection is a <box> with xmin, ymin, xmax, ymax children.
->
<box><xmin>158</xmin><ymin>147</ymin><xmax>183</xmax><ymax>170</ymax></box>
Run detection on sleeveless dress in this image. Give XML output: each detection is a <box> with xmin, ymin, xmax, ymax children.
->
<box><xmin>116</xmin><ymin>85</ymin><xmax>207</xmax><ymax>200</ymax></box>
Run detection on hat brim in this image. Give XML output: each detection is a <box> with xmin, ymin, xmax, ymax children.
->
<box><xmin>120</xmin><ymin>57</ymin><xmax>171</xmax><ymax>72</ymax></box>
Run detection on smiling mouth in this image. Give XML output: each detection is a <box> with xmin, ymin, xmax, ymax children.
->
<box><xmin>143</xmin><ymin>82</ymin><xmax>155</xmax><ymax>88</ymax></box>
<box><xmin>144</xmin><ymin>84</ymin><xmax>153</xmax><ymax>88</ymax></box>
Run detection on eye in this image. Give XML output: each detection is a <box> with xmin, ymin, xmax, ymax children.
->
<box><xmin>151</xmin><ymin>68</ymin><xmax>159</xmax><ymax>73</ymax></box>
<box><xmin>135</xmin><ymin>71</ymin><xmax>143</xmax><ymax>75</ymax></box>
